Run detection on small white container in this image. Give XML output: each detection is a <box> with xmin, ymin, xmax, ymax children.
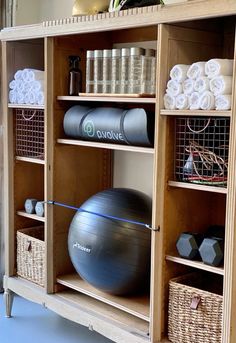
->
<box><xmin>141</xmin><ymin>49</ymin><xmax>156</xmax><ymax>95</ymax></box>
<box><xmin>94</xmin><ymin>50</ymin><xmax>103</xmax><ymax>93</ymax></box>
<box><xmin>111</xmin><ymin>49</ymin><xmax>121</xmax><ymax>94</ymax></box>
<box><xmin>120</xmin><ymin>48</ymin><xmax>130</xmax><ymax>94</ymax></box>
<box><xmin>103</xmin><ymin>49</ymin><xmax>112</xmax><ymax>93</ymax></box>
<box><xmin>86</xmin><ymin>50</ymin><xmax>95</xmax><ymax>93</ymax></box>
<box><xmin>128</xmin><ymin>47</ymin><xmax>145</xmax><ymax>94</ymax></box>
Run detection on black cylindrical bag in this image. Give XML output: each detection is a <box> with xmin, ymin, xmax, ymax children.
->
<box><xmin>63</xmin><ymin>105</ymin><xmax>154</xmax><ymax>147</ymax></box>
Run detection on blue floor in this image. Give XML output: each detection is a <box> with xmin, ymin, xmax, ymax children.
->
<box><xmin>0</xmin><ymin>294</ymin><xmax>112</xmax><ymax>343</ymax></box>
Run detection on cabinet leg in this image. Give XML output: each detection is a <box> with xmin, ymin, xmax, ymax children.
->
<box><xmin>4</xmin><ymin>289</ymin><xmax>14</xmax><ymax>318</ymax></box>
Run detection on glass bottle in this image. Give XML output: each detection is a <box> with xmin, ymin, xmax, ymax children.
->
<box><xmin>120</xmin><ymin>48</ymin><xmax>130</xmax><ymax>94</ymax></box>
<box><xmin>141</xmin><ymin>49</ymin><xmax>156</xmax><ymax>95</ymax></box>
<box><xmin>68</xmin><ymin>56</ymin><xmax>82</xmax><ymax>95</ymax></box>
<box><xmin>94</xmin><ymin>50</ymin><xmax>103</xmax><ymax>93</ymax></box>
<box><xmin>111</xmin><ymin>48</ymin><xmax>121</xmax><ymax>94</ymax></box>
<box><xmin>86</xmin><ymin>50</ymin><xmax>94</xmax><ymax>93</ymax></box>
<box><xmin>103</xmin><ymin>49</ymin><xmax>112</xmax><ymax>93</ymax></box>
<box><xmin>128</xmin><ymin>47</ymin><xmax>145</xmax><ymax>94</ymax></box>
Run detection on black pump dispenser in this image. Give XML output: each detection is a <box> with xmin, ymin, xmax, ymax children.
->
<box><xmin>69</xmin><ymin>56</ymin><xmax>82</xmax><ymax>95</ymax></box>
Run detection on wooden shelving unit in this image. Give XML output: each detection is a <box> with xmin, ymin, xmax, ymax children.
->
<box><xmin>15</xmin><ymin>156</ymin><xmax>45</xmax><ymax>164</ymax></box>
<box><xmin>57</xmin><ymin>273</ymin><xmax>150</xmax><ymax>322</ymax></box>
<box><xmin>57</xmin><ymin>95</ymin><xmax>156</xmax><ymax>104</ymax></box>
<box><xmin>168</xmin><ymin>180</ymin><xmax>228</xmax><ymax>194</ymax></box>
<box><xmin>166</xmin><ymin>255</ymin><xmax>224</xmax><ymax>275</ymax></box>
<box><xmin>2</xmin><ymin>3</ymin><xmax>236</xmax><ymax>343</ymax></box>
<box><xmin>160</xmin><ymin>109</ymin><xmax>231</xmax><ymax>117</ymax></box>
<box><xmin>17</xmin><ymin>211</ymin><xmax>45</xmax><ymax>223</ymax></box>
<box><xmin>57</xmin><ymin>139</ymin><xmax>154</xmax><ymax>154</ymax></box>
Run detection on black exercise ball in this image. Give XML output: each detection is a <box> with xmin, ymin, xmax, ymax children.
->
<box><xmin>68</xmin><ymin>188</ymin><xmax>152</xmax><ymax>295</ymax></box>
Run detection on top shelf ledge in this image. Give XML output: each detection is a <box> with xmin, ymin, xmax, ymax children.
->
<box><xmin>57</xmin><ymin>95</ymin><xmax>156</xmax><ymax>104</ymax></box>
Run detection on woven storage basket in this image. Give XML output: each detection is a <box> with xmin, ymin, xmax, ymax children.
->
<box><xmin>17</xmin><ymin>226</ymin><xmax>45</xmax><ymax>287</ymax></box>
<box><xmin>168</xmin><ymin>273</ymin><xmax>223</xmax><ymax>343</ymax></box>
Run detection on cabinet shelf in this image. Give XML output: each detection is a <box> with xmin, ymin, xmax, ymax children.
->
<box><xmin>15</xmin><ymin>156</ymin><xmax>45</xmax><ymax>164</ymax></box>
<box><xmin>57</xmin><ymin>95</ymin><xmax>156</xmax><ymax>104</ymax></box>
<box><xmin>57</xmin><ymin>139</ymin><xmax>154</xmax><ymax>154</ymax></box>
<box><xmin>8</xmin><ymin>103</ymin><xmax>45</xmax><ymax>110</ymax></box>
<box><xmin>17</xmin><ymin>210</ymin><xmax>45</xmax><ymax>222</ymax></box>
<box><xmin>168</xmin><ymin>181</ymin><xmax>227</xmax><ymax>194</ymax></box>
<box><xmin>160</xmin><ymin>109</ymin><xmax>231</xmax><ymax>117</ymax></box>
<box><xmin>56</xmin><ymin>273</ymin><xmax>150</xmax><ymax>322</ymax></box>
<box><xmin>166</xmin><ymin>255</ymin><xmax>224</xmax><ymax>276</ymax></box>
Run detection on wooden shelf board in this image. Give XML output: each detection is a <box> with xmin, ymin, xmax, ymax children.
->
<box><xmin>57</xmin><ymin>95</ymin><xmax>156</xmax><ymax>104</ymax></box>
<box><xmin>57</xmin><ymin>139</ymin><xmax>154</xmax><ymax>154</ymax></box>
<box><xmin>160</xmin><ymin>109</ymin><xmax>231</xmax><ymax>117</ymax></box>
<box><xmin>8</xmin><ymin>103</ymin><xmax>44</xmax><ymax>110</ymax></box>
<box><xmin>166</xmin><ymin>255</ymin><xmax>224</xmax><ymax>275</ymax></box>
<box><xmin>168</xmin><ymin>181</ymin><xmax>227</xmax><ymax>194</ymax></box>
<box><xmin>16</xmin><ymin>156</ymin><xmax>45</xmax><ymax>164</ymax></box>
<box><xmin>57</xmin><ymin>290</ymin><xmax>150</xmax><ymax>338</ymax></box>
<box><xmin>57</xmin><ymin>273</ymin><xmax>150</xmax><ymax>322</ymax></box>
<box><xmin>17</xmin><ymin>210</ymin><xmax>45</xmax><ymax>222</ymax></box>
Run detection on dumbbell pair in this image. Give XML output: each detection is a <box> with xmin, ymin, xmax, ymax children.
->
<box><xmin>24</xmin><ymin>199</ymin><xmax>45</xmax><ymax>217</ymax></box>
<box><xmin>176</xmin><ymin>228</ymin><xmax>224</xmax><ymax>267</ymax></box>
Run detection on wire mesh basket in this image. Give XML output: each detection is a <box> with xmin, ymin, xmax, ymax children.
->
<box><xmin>15</xmin><ymin>108</ymin><xmax>44</xmax><ymax>159</ymax></box>
<box><xmin>175</xmin><ymin>117</ymin><xmax>230</xmax><ymax>187</ymax></box>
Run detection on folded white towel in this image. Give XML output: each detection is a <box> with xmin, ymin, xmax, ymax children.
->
<box><xmin>14</xmin><ymin>70</ymin><xmax>23</xmax><ymax>80</ymax></box>
<box><xmin>205</xmin><ymin>59</ymin><xmax>234</xmax><ymax>78</ymax></box>
<box><xmin>215</xmin><ymin>95</ymin><xmax>232</xmax><ymax>110</ymax></box>
<box><xmin>166</xmin><ymin>79</ymin><xmax>182</xmax><ymax>97</ymax></box>
<box><xmin>200</xmin><ymin>91</ymin><xmax>215</xmax><ymax>110</ymax></box>
<box><xmin>37</xmin><ymin>91</ymin><xmax>44</xmax><ymax>105</ymax></box>
<box><xmin>209</xmin><ymin>75</ymin><xmax>232</xmax><ymax>96</ymax></box>
<box><xmin>170</xmin><ymin>64</ymin><xmax>189</xmax><ymax>83</ymax></box>
<box><xmin>164</xmin><ymin>93</ymin><xmax>176</xmax><ymax>110</ymax></box>
<box><xmin>176</xmin><ymin>93</ymin><xmax>189</xmax><ymax>110</ymax></box>
<box><xmin>194</xmin><ymin>77</ymin><xmax>210</xmax><ymax>93</ymax></box>
<box><xmin>189</xmin><ymin>92</ymin><xmax>201</xmax><ymax>110</ymax></box>
<box><xmin>187</xmin><ymin>62</ymin><xmax>206</xmax><ymax>79</ymax></box>
<box><xmin>9</xmin><ymin>90</ymin><xmax>17</xmax><ymax>103</ymax></box>
<box><xmin>183</xmin><ymin>78</ymin><xmax>194</xmax><ymax>95</ymax></box>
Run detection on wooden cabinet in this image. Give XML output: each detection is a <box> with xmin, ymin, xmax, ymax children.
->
<box><xmin>2</xmin><ymin>3</ymin><xmax>236</xmax><ymax>343</ymax></box>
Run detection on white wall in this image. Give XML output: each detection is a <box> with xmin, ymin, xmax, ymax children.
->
<box><xmin>14</xmin><ymin>0</ymin><xmax>40</xmax><ymax>25</ymax></box>
<box><xmin>39</xmin><ymin>0</ymin><xmax>74</xmax><ymax>21</ymax></box>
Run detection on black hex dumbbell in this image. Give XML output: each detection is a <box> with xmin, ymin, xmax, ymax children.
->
<box><xmin>35</xmin><ymin>201</ymin><xmax>45</xmax><ymax>217</ymax></box>
<box><xmin>176</xmin><ymin>232</ymin><xmax>204</xmax><ymax>260</ymax></box>
<box><xmin>24</xmin><ymin>198</ymin><xmax>37</xmax><ymax>214</ymax></box>
<box><xmin>199</xmin><ymin>236</ymin><xmax>224</xmax><ymax>267</ymax></box>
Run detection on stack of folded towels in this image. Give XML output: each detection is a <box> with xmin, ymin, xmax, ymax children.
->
<box><xmin>9</xmin><ymin>68</ymin><xmax>44</xmax><ymax>105</ymax></box>
<box><xmin>164</xmin><ymin>59</ymin><xmax>233</xmax><ymax>110</ymax></box>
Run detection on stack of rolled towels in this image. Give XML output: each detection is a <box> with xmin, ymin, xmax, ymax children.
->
<box><xmin>164</xmin><ymin>59</ymin><xmax>233</xmax><ymax>110</ymax></box>
<box><xmin>9</xmin><ymin>68</ymin><xmax>44</xmax><ymax>105</ymax></box>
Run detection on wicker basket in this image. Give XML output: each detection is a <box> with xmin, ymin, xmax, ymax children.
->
<box><xmin>168</xmin><ymin>273</ymin><xmax>223</xmax><ymax>343</ymax></box>
<box><xmin>17</xmin><ymin>226</ymin><xmax>45</xmax><ymax>287</ymax></box>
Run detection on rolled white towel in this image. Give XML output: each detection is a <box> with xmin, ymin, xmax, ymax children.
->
<box><xmin>30</xmin><ymin>80</ymin><xmax>44</xmax><ymax>92</ymax></box>
<box><xmin>166</xmin><ymin>79</ymin><xmax>182</xmax><ymax>97</ymax></box>
<box><xmin>200</xmin><ymin>91</ymin><xmax>215</xmax><ymax>110</ymax></box>
<box><xmin>194</xmin><ymin>77</ymin><xmax>210</xmax><ymax>93</ymax></box>
<box><xmin>16</xmin><ymin>91</ymin><xmax>25</xmax><ymax>104</ymax></box>
<box><xmin>187</xmin><ymin>62</ymin><xmax>206</xmax><ymax>79</ymax></box>
<box><xmin>170</xmin><ymin>64</ymin><xmax>189</xmax><ymax>83</ymax></box>
<box><xmin>15</xmin><ymin>80</ymin><xmax>25</xmax><ymax>93</ymax></box>
<box><xmin>14</xmin><ymin>70</ymin><xmax>23</xmax><ymax>80</ymax></box>
<box><xmin>9</xmin><ymin>80</ymin><xmax>17</xmax><ymax>90</ymax></box>
<box><xmin>164</xmin><ymin>93</ymin><xmax>176</xmax><ymax>110</ymax></box>
<box><xmin>24</xmin><ymin>90</ymin><xmax>37</xmax><ymax>105</ymax></box>
<box><xmin>209</xmin><ymin>75</ymin><xmax>232</xmax><ymax>96</ymax></box>
<box><xmin>205</xmin><ymin>58</ymin><xmax>234</xmax><ymax>78</ymax></box>
<box><xmin>9</xmin><ymin>90</ymin><xmax>17</xmax><ymax>103</ymax></box>
<box><xmin>215</xmin><ymin>95</ymin><xmax>232</xmax><ymax>110</ymax></box>
<box><xmin>176</xmin><ymin>93</ymin><xmax>189</xmax><ymax>110</ymax></box>
<box><xmin>36</xmin><ymin>91</ymin><xmax>44</xmax><ymax>106</ymax></box>
<box><xmin>183</xmin><ymin>78</ymin><xmax>194</xmax><ymax>95</ymax></box>
<box><xmin>189</xmin><ymin>92</ymin><xmax>201</xmax><ymax>110</ymax></box>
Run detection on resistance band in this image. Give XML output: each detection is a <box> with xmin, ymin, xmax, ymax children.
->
<box><xmin>47</xmin><ymin>200</ymin><xmax>159</xmax><ymax>232</ymax></box>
